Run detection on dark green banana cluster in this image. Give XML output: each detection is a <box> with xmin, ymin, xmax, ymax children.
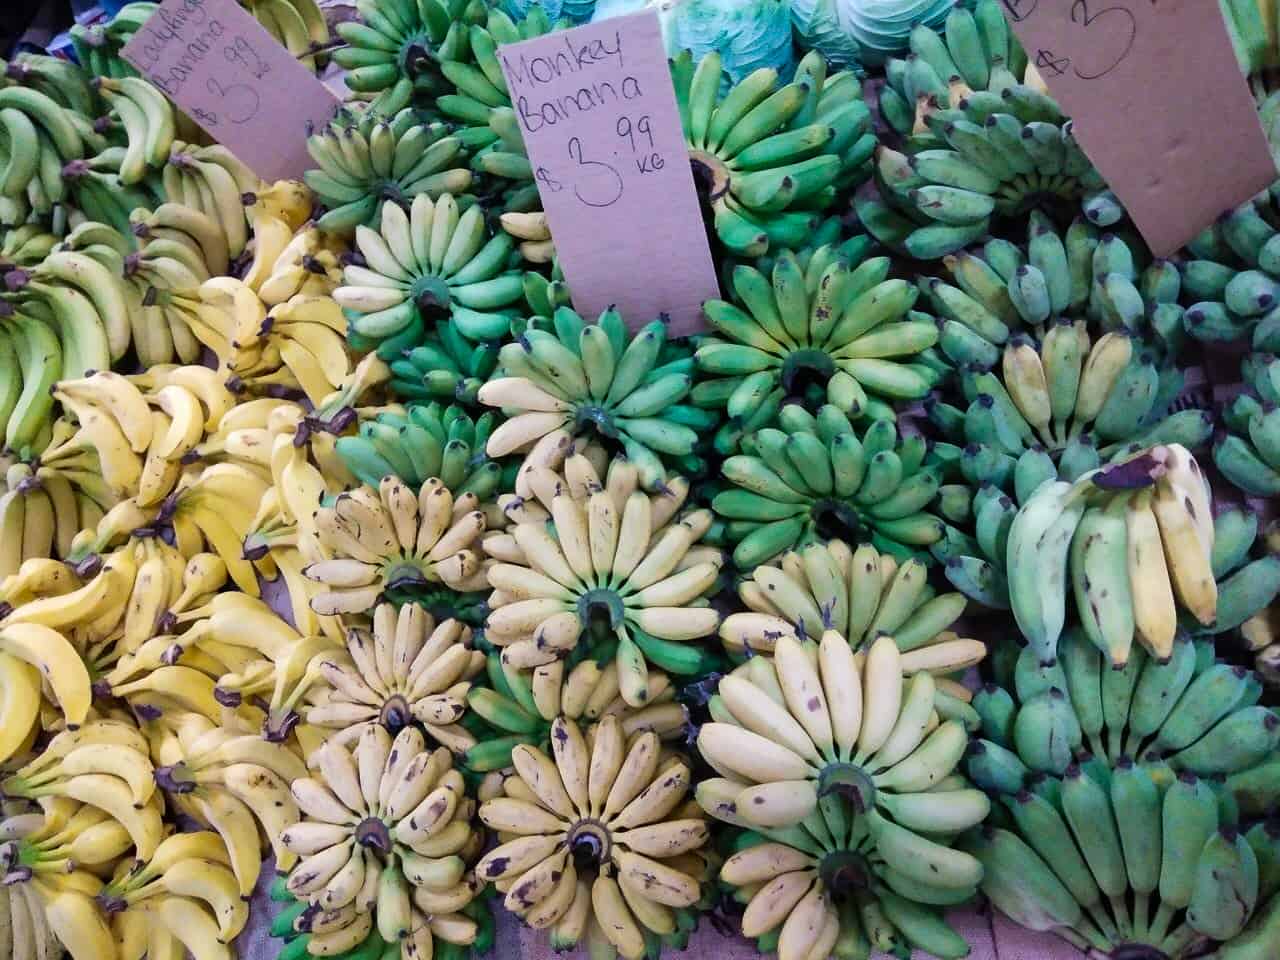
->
<box><xmin>304</xmin><ymin>106</ymin><xmax>472</xmax><ymax>234</ymax></box>
<box><xmin>332</xmin><ymin>0</ymin><xmax>485</xmax><ymax>105</ymax></box>
<box><xmin>964</xmin><ymin>633</ymin><xmax>1280</xmax><ymax>957</ymax></box>
<box><xmin>386</xmin><ymin>320</ymin><xmax>500</xmax><ymax>405</ymax></box>
<box><xmin>860</xmin><ymin>89</ymin><xmax>1117</xmax><ymax>259</ymax></box>
<box><xmin>268</xmin><ymin>873</ymin><xmax>496</xmax><ymax>960</ymax></box>
<box><xmin>674</xmin><ymin>49</ymin><xmax>875</xmax><ymax>256</ymax></box>
<box><xmin>693</xmin><ymin>238</ymin><xmax>945</xmax><ymax>451</ymax></box>
<box><xmin>335</xmin><ymin>403</ymin><xmax>512</xmax><ymax>499</ymax></box>
<box><xmin>710</xmin><ymin>403</ymin><xmax>947</xmax><ymax>568</ymax></box>
<box><xmin>69</xmin><ymin>4</ymin><xmax>153</xmax><ymax>80</ymax></box>
<box><xmin>1217</xmin><ymin>353</ymin><xmax>1280</xmax><ymax>496</ymax></box>
<box><xmin>1204</xmin><ymin>506</ymin><xmax>1280</xmax><ymax>646</ymax></box>
<box><xmin>878</xmin><ymin>0</ymin><xmax>1032</xmax><ymax>141</ymax></box>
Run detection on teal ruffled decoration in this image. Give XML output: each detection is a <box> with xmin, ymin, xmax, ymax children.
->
<box><xmin>793</xmin><ymin>0</ymin><xmax>957</xmax><ymax>67</ymax></box>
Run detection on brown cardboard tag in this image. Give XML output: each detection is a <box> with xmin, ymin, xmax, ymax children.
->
<box><xmin>1001</xmin><ymin>0</ymin><xmax>1276</xmax><ymax>255</ymax></box>
<box><xmin>121</xmin><ymin>0</ymin><xmax>341</xmax><ymax>182</ymax></box>
<box><xmin>496</xmin><ymin>11</ymin><xmax>719</xmax><ymax>335</ymax></box>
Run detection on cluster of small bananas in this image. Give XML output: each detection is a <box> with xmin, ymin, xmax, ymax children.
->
<box><xmin>482</xmin><ymin>449</ymin><xmax>722</xmax><ymax>701</ymax></box>
<box><xmin>700</xmin><ymin>634</ymin><xmax>987</xmax><ymax>959</ymax></box>
<box><xmin>711</xmin><ymin>405</ymin><xmax>948</xmax><ymax>568</ymax></box>
<box><xmin>878</xmin><ymin>0</ymin><xmax>1036</xmax><ymax>140</ymax></box>
<box><xmin>718</xmin><ymin>539</ymin><xmax>986</xmax><ymax>685</ymax></box>
<box><xmin>966</xmin><ymin>631</ymin><xmax>1280</xmax><ymax>957</ymax></box>
<box><xmin>692</xmin><ymin>241</ymin><xmax>944</xmax><ymax>449</ymax></box>
<box><xmin>675</xmin><ymin>50</ymin><xmax>874</xmax><ymax>256</ymax></box>
<box><xmin>305</xmin><ymin>105</ymin><xmax>473</xmax><ymax>234</ymax></box>
<box><xmin>1217</xmin><ymin>353</ymin><xmax>1280</xmax><ymax>496</ymax></box>
<box><xmin>335</xmin><ymin>195</ymin><xmax>523</xmax><ymax>357</ymax></box>
<box><xmin>477</xmin><ymin>305</ymin><xmax>706</xmax><ymax>490</ymax></box>
<box><xmin>477</xmin><ymin>713</ymin><xmax>715</xmax><ymax>958</ymax></box>
<box><xmin>860</xmin><ymin>89</ymin><xmax>1119</xmax><ymax>259</ymax></box>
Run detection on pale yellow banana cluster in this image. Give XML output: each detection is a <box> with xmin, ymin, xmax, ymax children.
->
<box><xmin>476</xmin><ymin>715</ymin><xmax>712</xmax><ymax>958</ymax></box>
<box><xmin>304</xmin><ymin>602</ymin><xmax>485</xmax><ymax>754</ymax></box>
<box><xmin>282</xmin><ymin>727</ymin><xmax>482</xmax><ymax>956</ymax></box>
<box><xmin>720</xmin><ymin>539</ymin><xmax>986</xmax><ymax>679</ymax></box>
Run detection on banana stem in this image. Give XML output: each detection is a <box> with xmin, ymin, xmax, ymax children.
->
<box><xmin>1084</xmin><ymin>901</ymin><xmax>1121</xmax><ymax>944</ymax></box>
<box><xmin>1146</xmin><ymin>901</ymin><xmax>1175</xmax><ymax>944</ymax></box>
<box><xmin>1109</xmin><ymin>894</ymin><xmax>1132</xmax><ymax>939</ymax></box>
<box><xmin>1132</xmin><ymin>891</ymin><xmax>1150</xmax><ymax>940</ymax></box>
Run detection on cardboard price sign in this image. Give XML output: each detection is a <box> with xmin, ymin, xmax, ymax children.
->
<box><xmin>497</xmin><ymin>11</ymin><xmax>719</xmax><ymax>335</ymax></box>
<box><xmin>121</xmin><ymin>0</ymin><xmax>341</xmax><ymax>182</ymax></box>
<box><xmin>999</xmin><ymin>0</ymin><xmax>1275</xmax><ymax>256</ymax></box>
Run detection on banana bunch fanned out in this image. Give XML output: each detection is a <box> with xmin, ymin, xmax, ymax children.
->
<box><xmin>478</xmin><ymin>306</ymin><xmax>704</xmax><ymax>490</ymax></box>
<box><xmin>282</xmin><ymin>728</ymin><xmax>483</xmax><ymax>956</ymax></box>
<box><xmin>1216</xmin><ymin>353</ymin><xmax>1280</xmax><ymax>496</ymax></box>
<box><xmin>305</xmin><ymin>107</ymin><xmax>472</xmax><ymax>235</ymax></box>
<box><xmin>334</xmin><ymin>0</ymin><xmax>486</xmax><ymax>106</ymax></box>
<box><xmin>0</xmin><ymin>801</ymin><xmax>119</xmax><ymax>960</ymax></box>
<box><xmin>387</xmin><ymin>318</ymin><xmax>501</xmax><ymax>405</ymax></box>
<box><xmin>719</xmin><ymin>539</ymin><xmax>986</xmax><ymax>684</ymax></box>
<box><xmin>304</xmin><ymin>474</ymin><xmax>489</xmax><ymax>616</ymax></box>
<box><xmin>303</xmin><ymin>601</ymin><xmax>485</xmax><ymax>756</ymax></box>
<box><xmin>956</xmin><ymin>443</ymin><xmax>1217</xmax><ymax>666</ymax></box>
<box><xmin>964</xmin><ymin>634</ymin><xmax>1280</xmax><ymax>957</ymax></box>
<box><xmin>693</xmin><ymin>242</ymin><xmax>944</xmax><ymax>451</ymax></box>
<box><xmin>482</xmin><ymin>452</ymin><xmax>722</xmax><ymax>704</ymax></box>
<box><xmin>859</xmin><ymin>93</ymin><xmax>1119</xmax><ymax>259</ymax></box>
<box><xmin>878</xmin><ymin>0</ymin><xmax>1035</xmax><ymax>141</ymax></box>
<box><xmin>464</xmin><ymin>646</ymin><xmax>690</xmax><ymax>773</ymax></box>
<box><xmin>336</xmin><ymin>196</ymin><xmax>523</xmax><ymax>358</ymax></box>
<box><xmin>476</xmin><ymin>714</ymin><xmax>714</xmax><ymax>959</ymax></box>
<box><xmin>712</xmin><ymin>403</ymin><xmax>948</xmax><ymax>568</ymax></box>
<box><xmin>700</xmin><ymin>634</ymin><xmax>986</xmax><ymax>960</ymax></box>
<box><xmin>337</xmin><ymin>403</ymin><xmax>511</xmax><ymax>503</ymax></box>
<box><xmin>674</xmin><ymin>49</ymin><xmax>875</xmax><ymax>257</ymax></box>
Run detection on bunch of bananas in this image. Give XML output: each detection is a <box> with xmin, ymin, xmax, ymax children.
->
<box><xmin>306</xmin><ymin>107</ymin><xmax>472</xmax><ymax>234</ymax></box>
<box><xmin>478</xmin><ymin>307</ymin><xmax>703</xmax><ymax>490</ymax></box>
<box><xmin>335</xmin><ymin>196</ymin><xmax>523</xmax><ymax>357</ymax></box>
<box><xmin>1000</xmin><ymin>444</ymin><xmax>1217</xmax><ymax>664</ymax></box>
<box><xmin>304</xmin><ymin>474</ymin><xmax>489</xmax><ymax>615</ymax></box>
<box><xmin>0</xmin><ymin>460</ymin><xmax>83</xmax><ymax>579</ymax></box>
<box><xmin>693</xmin><ymin>243</ymin><xmax>942</xmax><ymax>449</ymax></box>
<box><xmin>281</xmin><ymin>727</ymin><xmax>482</xmax><ymax>956</ymax></box>
<box><xmin>303</xmin><ymin>602</ymin><xmax>484</xmax><ymax>755</ymax></box>
<box><xmin>928</xmin><ymin>330</ymin><xmax>1210</xmax><ymax>501</ymax></box>
<box><xmin>878</xmin><ymin>0</ymin><xmax>1034</xmax><ymax>140</ymax></box>
<box><xmin>859</xmin><ymin>93</ymin><xmax>1119</xmax><ymax>259</ymax></box>
<box><xmin>718</xmin><ymin>539</ymin><xmax>986</xmax><ymax>684</ymax></box>
<box><xmin>673</xmin><ymin>50</ymin><xmax>874</xmax><ymax>256</ymax></box>
<box><xmin>0</xmin><ymin>799</ymin><xmax>121</xmax><ymax>960</ymax></box>
<box><xmin>700</xmin><ymin>634</ymin><xmax>985</xmax><ymax>960</ymax></box>
<box><xmin>387</xmin><ymin>317</ymin><xmax>501</xmax><ymax>404</ymax></box>
<box><xmin>1217</xmin><ymin>353</ymin><xmax>1280</xmax><ymax>495</ymax></box>
<box><xmin>965</xmin><ymin>631</ymin><xmax>1280</xmax><ymax>956</ymax></box>
<box><xmin>69</xmin><ymin>4</ymin><xmax>155</xmax><ymax>80</ymax></box>
<box><xmin>268</xmin><ymin>874</ymin><xmax>496</xmax><ymax>960</ymax></box>
<box><xmin>712</xmin><ymin>405</ymin><xmax>947</xmax><ymax>567</ymax></box>
<box><xmin>1213</xmin><ymin>509</ymin><xmax>1280</xmax><ymax>688</ymax></box>
<box><xmin>333</xmin><ymin>0</ymin><xmax>485</xmax><ymax>105</ymax></box>
<box><xmin>476</xmin><ymin>713</ymin><xmax>714</xmax><ymax>958</ymax></box>
<box><xmin>464</xmin><ymin>649</ymin><xmax>689</xmax><ymax>773</ymax></box>
<box><xmin>238</xmin><ymin>0</ymin><xmax>330</xmax><ymax>72</ymax></box>
<box><xmin>483</xmin><ymin>457</ymin><xmax>722</xmax><ymax>701</ymax></box>
<box><xmin>0</xmin><ymin>222</ymin><xmax>57</xmax><ymax>267</ymax></box>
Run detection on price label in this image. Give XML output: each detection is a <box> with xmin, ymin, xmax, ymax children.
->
<box><xmin>999</xmin><ymin>0</ymin><xmax>1275</xmax><ymax>256</ymax></box>
<box><xmin>498</xmin><ymin>11</ymin><xmax>719</xmax><ymax>335</ymax></box>
<box><xmin>121</xmin><ymin>0</ymin><xmax>341</xmax><ymax>182</ymax></box>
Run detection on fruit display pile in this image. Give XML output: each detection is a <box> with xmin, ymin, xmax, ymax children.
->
<box><xmin>1</xmin><ymin>1</ymin><xmax>1280</xmax><ymax>959</ymax></box>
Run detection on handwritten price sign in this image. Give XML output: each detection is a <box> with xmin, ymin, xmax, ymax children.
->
<box><xmin>499</xmin><ymin>11</ymin><xmax>718</xmax><ymax>335</ymax></box>
<box><xmin>999</xmin><ymin>0</ymin><xmax>1274</xmax><ymax>255</ymax></box>
<box><xmin>121</xmin><ymin>0</ymin><xmax>340</xmax><ymax>182</ymax></box>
